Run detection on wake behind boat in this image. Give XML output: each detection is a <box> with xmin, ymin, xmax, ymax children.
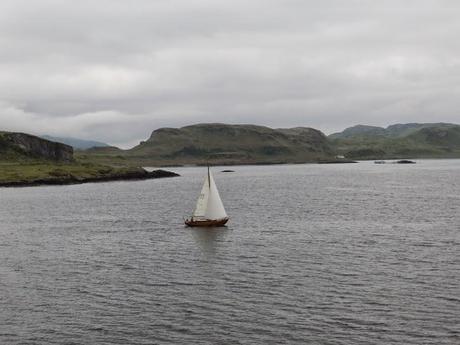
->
<box><xmin>185</xmin><ymin>166</ymin><xmax>229</xmax><ymax>227</ymax></box>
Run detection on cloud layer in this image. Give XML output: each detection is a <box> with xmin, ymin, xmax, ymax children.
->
<box><xmin>1</xmin><ymin>0</ymin><xmax>459</xmax><ymax>147</ymax></box>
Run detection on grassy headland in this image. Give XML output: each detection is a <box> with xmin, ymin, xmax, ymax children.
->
<box><xmin>0</xmin><ymin>132</ymin><xmax>178</xmax><ymax>187</ymax></box>
<box><xmin>76</xmin><ymin>123</ymin><xmax>341</xmax><ymax>166</ymax></box>
<box><xmin>0</xmin><ymin>162</ymin><xmax>178</xmax><ymax>187</ymax></box>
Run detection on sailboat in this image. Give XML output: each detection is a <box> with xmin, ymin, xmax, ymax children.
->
<box><xmin>185</xmin><ymin>166</ymin><xmax>229</xmax><ymax>227</ymax></box>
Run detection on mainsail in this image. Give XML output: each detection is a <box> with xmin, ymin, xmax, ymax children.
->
<box><xmin>193</xmin><ymin>168</ymin><xmax>228</xmax><ymax>220</ymax></box>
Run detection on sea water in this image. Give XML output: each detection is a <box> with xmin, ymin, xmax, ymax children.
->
<box><xmin>1</xmin><ymin>160</ymin><xmax>459</xmax><ymax>344</ymax></box>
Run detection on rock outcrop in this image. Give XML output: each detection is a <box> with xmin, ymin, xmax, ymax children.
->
<box><xmin>0</xmin><ymin>132</ymin><xmax>73</xmax><ymax>162</ymax></box>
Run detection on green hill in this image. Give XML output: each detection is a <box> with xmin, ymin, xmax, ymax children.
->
<box><xmin>79</xmin><ymin>123</ymin><xmax>336</xmax><ymax>166</ymax></box>
<box><xmin>77</xmin><ymin>122</ymin><xmax>460</xmax><ymax>165</ymax></box>
<box><xmin>329</xmin><ymin>125</ymin><xmax>386</xmax><ymax>139</ymax></box>
<box><xmin>128</xmin><ymin>123</ymin><xmax>335</xmax><ymax>165</ymax></box>
<box><xmin>330</xmin><ymin>123</ymin><xmax>460</xmax><ymax>159</ymax></box>
<box><xmin>0</xmin><ymin>131</ymin><xmax>178</xmax><ymax>187</ymax></box>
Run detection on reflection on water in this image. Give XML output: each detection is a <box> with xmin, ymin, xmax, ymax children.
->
<box><xmin>189</xmin><ymin>226</ymin><xmax>229</xmax><ymax>254</ymax></box>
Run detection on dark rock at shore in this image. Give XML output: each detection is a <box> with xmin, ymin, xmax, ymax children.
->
<box><xmin>394</xmin><ymin>160</ymin><xmax>416</xmax><ymax>164</ymax></box>
<box><xmin>148</xmin><ymin>169</ymin><xmax>180</xmax><ymax>178</ymax></box>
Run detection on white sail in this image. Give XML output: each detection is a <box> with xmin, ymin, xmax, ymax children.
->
<box><xmin>205</xmin><ymin>172</ymin><xmax>228</xmax><ymax>220</ymax></box>
<box><xmin>193</xmin><ymin>174</ymin><xmax>210</xmax><ymax>218</ymax></box>
<box><xmin>192</xmin><ymin>169</ymin><xmax>228</xmax><ymax>220</ymax></box>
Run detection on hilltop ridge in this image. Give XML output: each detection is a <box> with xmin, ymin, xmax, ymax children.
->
<box><xmin>330</xmin><ymin>123</ymin><xmax>460</xmax><ymax>159</ymax></box>
<box><xmin>124</xmin><ymin>123</ymin><xmax>335</xmax><ymax>165</ymax></box>
<box><xmin>330</xmin><ymin>122</ymin><xmax>457</xmax><ymax>139</ymax></box>
<box><xmin>77</xmin><ymin>122</ymin><xmax>460</xmax><ymax>165</ymax></box>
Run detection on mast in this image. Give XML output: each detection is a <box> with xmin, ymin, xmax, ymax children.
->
<box><xmin>207</xmin><ymin>163</ymin><xmax>210</xmax><ymax>189</ymax></box>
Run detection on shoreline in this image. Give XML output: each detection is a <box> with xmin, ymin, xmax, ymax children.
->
<box><xmin>148</xmin><ymin>156</ymin><xmax>460</xmax><ymax>168</ymax></box>
<box><xmin>142</xmin><ymin>159</ymin><xmax>359</xmax><ymax>168</ymax></box>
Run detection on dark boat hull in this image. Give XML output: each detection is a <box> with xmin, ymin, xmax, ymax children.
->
<box><xmin>185</xmin><ymin>217</ymin><xmax>229</xmax><ymax>227</ymax></box>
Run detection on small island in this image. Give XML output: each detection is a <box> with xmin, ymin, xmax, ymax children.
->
<box><xmin>394</xmin><ymin>160</ymin><xmax>416</xmax><ymax>164</ymax></box>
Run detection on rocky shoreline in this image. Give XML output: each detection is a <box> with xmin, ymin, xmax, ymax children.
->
<box><xmin>0</xmin><ymin>169</ymin><xmax>179</xmax><ymax>188</ymax></box>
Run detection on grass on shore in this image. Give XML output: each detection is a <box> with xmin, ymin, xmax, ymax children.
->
<box><xmin>0</xmin><ymin>161</ymin><xmax>144</xmax><ymax>184</ymax></box>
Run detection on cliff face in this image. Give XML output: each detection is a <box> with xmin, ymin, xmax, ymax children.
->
<box><xmin>0</xmin><ymin>132</ymin><xmax>74</xmax><ymax>162</ymax></box>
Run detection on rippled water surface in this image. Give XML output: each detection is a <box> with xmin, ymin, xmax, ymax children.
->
<box><xmin>1</xmin><ymin>160</ymin><xmax>459</xmax><ymax>344</ymax></box>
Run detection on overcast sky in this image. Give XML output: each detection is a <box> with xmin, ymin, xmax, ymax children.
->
<box><xmin>1</xmin><ymin>0</ymin><xmax>459</xmax><ymax>147</ymax></box>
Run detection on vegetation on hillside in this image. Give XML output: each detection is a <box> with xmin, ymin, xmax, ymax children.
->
<box><xmin>0</xmin><ymin>162</ymin><xmax>178</xmax><ymax>187</ymax></box>
<box><xmin>2</xmin><ymin>122</ymin><xmax>460</xmax><ymax>185</ymax></box>
<box><xmin>330</xmin><ymin>123</ymin><xmax>460</xmax><ymax>159</ymax></box>
<box><xmin>0</xmin><ymin>132</ymin><xmax>178</xmax><ymax>186</ymax></box>
<box><xmin>78</xmin><ymin>123</ymin><xmax>336</xmax><ymax>166</ymax></box>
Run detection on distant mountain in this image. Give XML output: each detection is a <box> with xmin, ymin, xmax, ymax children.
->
<box><xmin>79</xmin><ymin>123</ymin><xmax>335</xmax><ymax>165</ymax></box>
<box><xmin>384</xmin><ymin>123</ymin><xmax>457</xmax><ymax>137</ymax></box>
<box><xmin>41</xmin><ymin>135</ymin><xmax>109</xmax><ymax>150</ymax></box>
<box><xmin>129</xmin><ymin>123</ymin><xmax>335</xmax><ymax>164</ymax></box>
<box><xmin>0</xmin><ymin>132</ymin><xmax>73</xmax><ymax>162</ymax></box>
<box><xmin>330</xmin><ymin>123</ymin><xmax>460</xmax><ymax>159</ymax></box>
<box><xmin>330</xmin><ymin>122</ymin><xmax>456</xmax><ymax>139</ymax></box>
<box><xmin>329</xmin><ymin>125</ymin><xmax>386</xmax><ymax>139</ymax></box>
<box><xmin>76</xmin><ymin>122</ymin><xmax>460</xmax><ymax>165</ymax></box>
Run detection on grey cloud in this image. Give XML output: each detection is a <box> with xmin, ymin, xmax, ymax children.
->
<box><xmin>1</xmin><ymin>0</ymin><xmax>460</xmax><ymax>147</ymax></box>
